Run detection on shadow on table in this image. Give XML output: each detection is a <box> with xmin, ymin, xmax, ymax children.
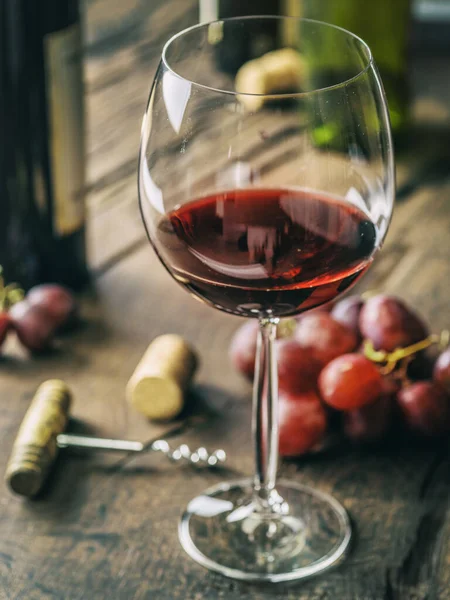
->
<box><xmin>81</xmin><ymin>383</ymin><xmax>245</xmax><ymax>478</ymax></box>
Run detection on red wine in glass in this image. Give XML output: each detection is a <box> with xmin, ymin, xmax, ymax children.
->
<box><xmin>155</xmin><ymin>188</ymin><xmax>377</xmax><ymax>317</ymax></box>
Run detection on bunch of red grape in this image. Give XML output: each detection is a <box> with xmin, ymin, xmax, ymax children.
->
<box><xmin>0</xmin><ymin>276</ymin><xmax>76</xmax><ymax>353</ymax></box>
<box><xmin>229</xmin><ymin>295</ymin><xmax>450</xmax><ymax>456</ymax></box>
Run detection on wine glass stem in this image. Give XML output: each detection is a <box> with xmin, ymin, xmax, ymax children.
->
<box><xmin>252</xmin><ymin>317</ymin><xmax>280</xmax><ymax>507</ymax></box>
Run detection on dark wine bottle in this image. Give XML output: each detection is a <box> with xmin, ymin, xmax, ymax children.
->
<box><xmin>200</xmin><ymin>0</ymin><xmax>280</xmax><ymax>74</ymax></box>
<box><xmin>0</xmin><ymin>0</ymin><xmax>88</xmax><ymax>291</ymax></box>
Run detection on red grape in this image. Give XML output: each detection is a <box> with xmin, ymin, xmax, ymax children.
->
<box><xmin>229</xmin><ymin>320</ymin><xmax>259</xmax><ymax>379</ymax></box>
<box><xmin>433</xmin><ymin>349</ymin><xmax>450</xmax><ymax>394</ymax></box>
<box><xmin>294</xmin><ymin>312</ymin><xmax>358</xmax><ymax>365</ymax></box>
<box><xmin>294</xmin><ymin>304</ymin><xmax>333</xmax><ymax>322</ymax></box>
<box><xmin>397</xmin><ymin>381</ymin><xmax>450</xmax><ymax>436</ymax></box>
<box><xmin>0</xmin><ymin>312</ymin><xmax>11</xmax><ymax>347</ymax></box>
<box><xmin>278</xmin><ymin>390</ymin><xmax>327</xmax><ymax>456</ymax></box>
<box><xmin>229</xmin><ymin>319</ymin><xmax>312</xmax><ymax>380</ymax></box>
<box><xmin>343</xmin><ymin>395</ymin><xmax>393</xmax><ymax>442</ymax></box>
<box><xmin>27</xmin><ymin>284</ymin><xmax>76</xmax><ymax>329</ymax></box>
<box><xmin>331</xmin><ymin>296</ymin><xmax>364</xmax><ymax>339</ymax></box>
<box><xmin>318</xmin><ymin>353</ymin><xmax>384</xmax><ymax>411</ymax></box>
<box><xmin>10</xmin><ymin>301</ymin><xmax>57</xmax><ymax>352</ymax></box>
<box><xmin>276</xmin><ymin>339</ymin><xmax>323</xmax><ymax>393</ymax></box>
<box><xmin>359</xmin><ymin>295</ymin><xmax>428</xmax><ymax>352</ymax></box>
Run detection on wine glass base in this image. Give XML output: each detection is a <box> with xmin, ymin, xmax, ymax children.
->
<box><xmin>179</xmin><ymin>478</ymin><xmax>351</xmax><ymax>583</ymax></box>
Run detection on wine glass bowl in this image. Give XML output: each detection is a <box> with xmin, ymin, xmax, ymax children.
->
<box><xmin>139</xmin><ymin>16</ymin><xmax>394</xmax><ymax>582</ymax></box>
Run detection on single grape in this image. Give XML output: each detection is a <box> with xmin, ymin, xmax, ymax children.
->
<box><xmin>343</xmin><ymin>395</ymin><xmax>393</xmax><ymax>442</ymax></box>
<box><xmin>311</xmin><ymin>302</ymin><xmax>334</xmax><ymax>313</ymax></box>
<box><xmin>294</xmin><ymin>312</ymin><xmax>358</xmax><ymax>365</ymax></box>
<box><xmin>27</xmin><ymin>284</ymin><xmax>76</xmax><ymax>329</ymax></box>
<box><xmin>397</xmin><ymin>381</ymin><xmax>450</xmax><ymax>436</ymax></box>
<box><xmin>0</xmin><ymin>312</ymin><xmax>11</xmax><ymax>347</ymax></box>
<box><xmin>10</xmin><ymin>301</ymin><xmax>57</xmax><ymax>352</ymax></box>
<box><xmin>294</xmin><ymin>304</ymin><xmax>333</xmax><ymax>323</ymax></box>
<box><xmin>318</xmin><ymin>353</ymin><xmax>384</xmax><ymax>410</ymax></box>
<box><xmin>331</xmin><ymin>295</ymin><xmax>364</xmax><ymax>339</ymax></box>
<box><xmin>229</xmin><ymin>320</ymin><xmax>259</xmax><ymax>379</ymax></box>
<box><xmin>277</xmin><ymin>339</ymin><xmax>323</xmax><ymax>393</ymax></box>
<box><xmin>433</xmin><ymin>349</ymin><xmax>450</xmax><ymax>394</ymax></box>
<box><xmin>359</xmin><ymin>295</ymin><xmax>428</xmax><ymax>352</ymax></box>
<box><xmin>278</xmin><ymin>389</ymin><xmax>328</xmax><ymax>456</ymax></box>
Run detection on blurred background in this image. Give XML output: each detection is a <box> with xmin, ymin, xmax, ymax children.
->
<box><xmin>1</xmin><ymin>0</ymin><xmax>449</xmax><ymax>284</ymax></box>
<box><xmin>83</xmin><ymin>0</ymin><xmax>450</xmax><ymax>273</ymax></box>
<box><xmin>1</xmin><ymin>0</ymin><xmax>449</xmax><ymax>288</ymax></box>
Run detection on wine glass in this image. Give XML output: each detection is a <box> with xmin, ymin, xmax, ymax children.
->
<box><xmin>138</xmin><ymin>16</ymin><xmax>394</xmax><ymax>583</ymax></box>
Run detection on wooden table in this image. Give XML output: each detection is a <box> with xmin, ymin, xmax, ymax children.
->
<box><xmin>1</xmin><ymin>2</ymin><xmax>450</xmax><ymax>598</ymax></box>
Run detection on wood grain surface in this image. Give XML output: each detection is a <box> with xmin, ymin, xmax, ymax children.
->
<box><xmin>0</xmin><ymin>1</ymin><xmax>449</xmax><ymax>599</ymax></box>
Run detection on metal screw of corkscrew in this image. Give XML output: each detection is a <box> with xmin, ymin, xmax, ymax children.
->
<box><xmin>57</xmin><ymin>434</ymin><xmax>227</xmax><ymax>468</ymax></box>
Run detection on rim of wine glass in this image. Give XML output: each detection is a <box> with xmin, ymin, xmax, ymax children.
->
<box><xmin>161</xmin><ymin>15</ymin><xmax>375</xmax><ymax>99</ymax></box>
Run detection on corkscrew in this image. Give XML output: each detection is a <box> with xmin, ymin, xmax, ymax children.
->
<box><xmin>5</xmin><ymin>380</ymin><xmax>227</xmax><ymax>498</ymax></box>
<box><xmin>57</xmin><ymin>434</ymin><xmax>227</xmax><ymax>467</ymax></box>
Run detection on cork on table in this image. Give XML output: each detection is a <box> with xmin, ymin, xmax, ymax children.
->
<box><xmin>0</xmin><ymin>1</ymin><xmax>449</xmax><ymax>599</ymax></box>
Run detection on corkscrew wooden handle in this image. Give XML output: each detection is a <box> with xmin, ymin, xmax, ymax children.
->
<box><xmin>5</xmin><ymin>380</ymin><xmax>72</xmax><ymax>497</ymax></box>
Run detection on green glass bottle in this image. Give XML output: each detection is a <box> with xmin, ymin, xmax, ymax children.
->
<box><xmin>294</xmin><ymin>0</ymin><xmax>411</xmax><ymax>138</ymax></box>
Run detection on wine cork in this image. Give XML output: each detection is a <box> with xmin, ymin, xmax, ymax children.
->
<box><xmin>235</xmin><ymin>48</ymin><xmax>307</xmax><ymax>112</ymax></box>
<box><xmin>5</xmin><ymin>380</ymin><xmax>72</xmax><ymax>497</ymax></box>
<box><xmin>126</xmin><ymin>334</ymin><xmax>198</xmax><ymax>421</ymax></box>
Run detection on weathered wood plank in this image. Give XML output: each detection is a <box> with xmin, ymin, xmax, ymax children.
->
<box><xmin>1</xmin><ymin>173</ymin><xmax>449</xmax><ymax>598</ymax></box>
<box><xmin>84</xmin><ymin>0</ymin><xmax>198</xmax><ymax>187</ymax></box>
